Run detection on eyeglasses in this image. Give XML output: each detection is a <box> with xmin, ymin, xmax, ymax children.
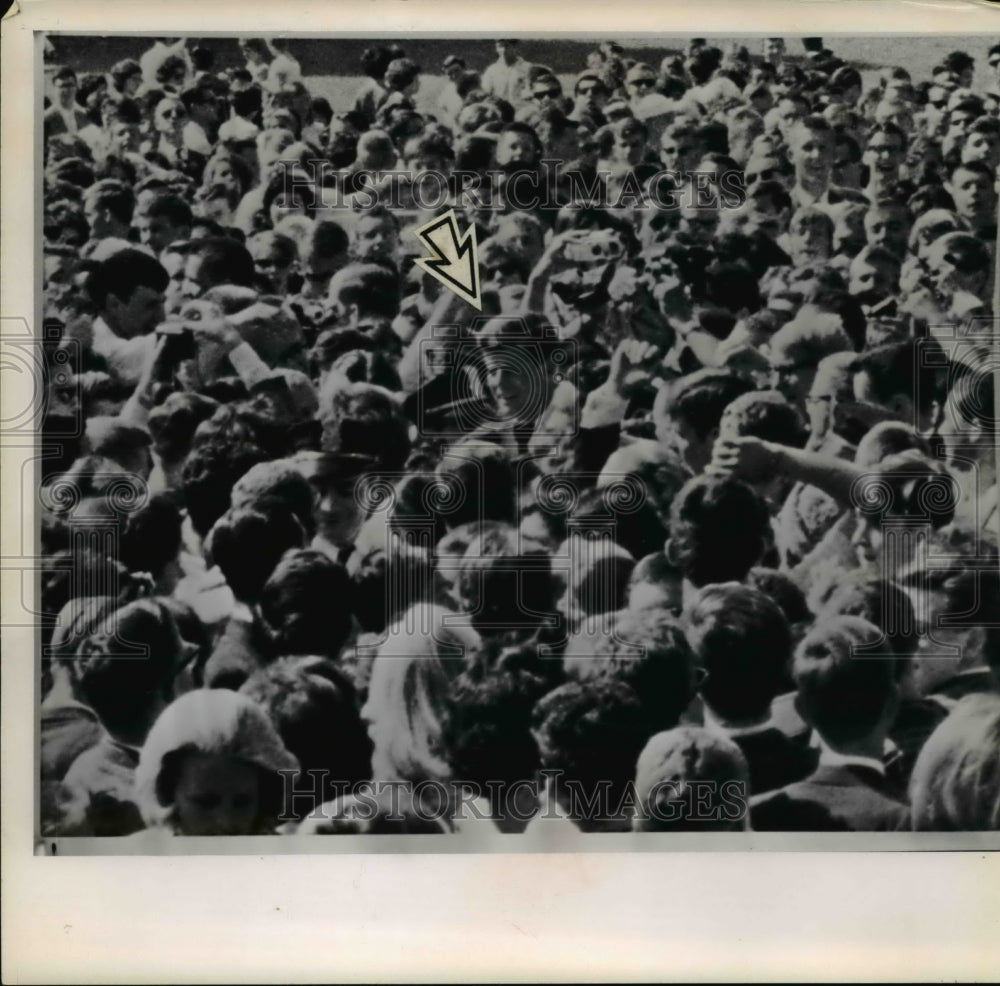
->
<box><xmin>533</xmin><ymin>89</ymin><xmax>560</xmax><ymax>100</ymax></box>
<box><xmin>630</xmin><ymin>78</ymin><xmax>656</xmax><ymax>89</ymax></box>
<box><xmin>161</xmin><ymin>109</ymin><xmax>187</xmax><ymax>120</ymax></box>
<box><xmin>577</xmin><ymin>83</ymin><xmax>599</xmax><ymax>95</ymax></box>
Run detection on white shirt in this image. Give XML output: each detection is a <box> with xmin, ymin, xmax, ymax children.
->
<box><xmin>481</xmin><ymin>56</ymin><xmax>533</xmax><ymax>107</ymax></box>
<box><xmin>90</xmin><ymin>316</ymin><xmax>157</xmax><ymax>389</ymax></box>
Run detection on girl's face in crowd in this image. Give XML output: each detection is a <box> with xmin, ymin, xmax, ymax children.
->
<box><xmin>173</xmin><ymin>753</ymin><xmax>263</xmax><ymax>835</ymax></box>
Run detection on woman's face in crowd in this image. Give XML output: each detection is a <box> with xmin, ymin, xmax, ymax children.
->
<box><xmin>155</xmin><ymin>98</ymin><xmax>188</xmax><ymax>135</ymax></box>
<box><xmin>173</xmin><ymin>753</ymin><xmax>263</xmax><ymax>836</ymax></box>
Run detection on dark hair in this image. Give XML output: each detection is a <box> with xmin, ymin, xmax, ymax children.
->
<box><xmin>257</xmin><ymin>550</ymin><xmax>353</xmax><ymax>659</ymax></box>
<box><xmin>819</xmin><ymin>577</ymin><xmax>917</xmax><ymax>663</ymax></box>
<box><xmin>745</xmin><ymin>567</ymin><xmax>812</xmax><ymax>630</ymax></box>
<box><xmin>186</xmin><ymin>235</ymin><xmax>256</xmax><ymax>291</ymax></box>
<box><xmin>668</xmin><ymin>476</ymin><xmax>772</xmax><ymax>588</ymax></box>
<box><xmin>435</xmin><ymin>445</ymin><xmax>517</xmax><ymax>531</ymax></box>
<box><xmin>206</xmin><ymin>501</ymin><xmax>306</xmax><ymax>603</ymax></box>
<box><xmin>110</xmin><ymin>58</ymin><xmax>142</xmax><ymax>92</ymax></box>
<box><xmin>853</xmin><ymin>338</ymin><xmax>949</xmax><ymax>421</ymax></box>
<box><xmin>87</xmin><ymin>248</ymin><xmax>169</xmax><ymax>310</ymax></box>
<box><xmin>180</xmin><ymin>439</ymin><xmax>271</xmax><ymax>539</ymax></box>
<box><xmin>119</xmin><ymin>492</ymin><xmax>183</xmax><ymax>580</ymax></box>
<box><xmin>657</xmin><ymin>369</ymin><xmax>754</xmax><ymax>442</ymax></box>
<box><xmin>565</xmin><ymin>607</ymin><xmax>696</xmax><ymax>734</ymax></box>
<box><xmin>443</xmin><ymin>668</ymin><xmax>546</xmax><ymax>830</ymax></box>
<box><xmin>146</xmin><ymin>192</ymin><xmax>194</xmax><ymax>229</ymax></box>
<box><xmin>75</xmin><ymin>599</ymin><xmax>183</xmax><ymax>736</ymax></box>
<box><xmin>146</xmin><ymin>392</ymin><xmax>220</xmax><ymax>464</ymax></box>
<box><xmin>686</xmin><ymin>583</ymin><xmax>792</xmax><ymax>722</ymax></box>
<box><xmin>794</xmin><ymin>616</ymin><xmax>898</xmax><ymax>745</ymax></box>
<box><xmin>155</xmin><ymin>54</ymin><xmax>187</xmax><ymax>86</ymax></box>
<box><xmin>241</xmin><ymin>656</ymin><xmax>372</xmax><ymax>814</ymax></box>
<box><xmin>532</xmin><ymin>679</ymin><xmax>650</xmax><ymax>829</ymax></box>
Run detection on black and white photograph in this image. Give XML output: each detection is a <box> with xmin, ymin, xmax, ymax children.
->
<box><xmin>4</xmin><ymin>1</ymin><xmax>1000</xmax><ymax>979</ymax></box>
<box><xmin>26</xmin><ymin>26</ymin><xmax>1000</xmax><ymax>847</ymax></box>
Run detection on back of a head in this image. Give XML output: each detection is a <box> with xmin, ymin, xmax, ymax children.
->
<box><xmin>87</xmin><ymin>248</ymin><xmax>169</xmax><ymax>310</ymax></box>
<box><xmin>230</xmin><ymin>458</ymin><xmax>317</xmax><ymax>538</ymax></box>
<box><xmin>668</xmin><ymin>476</ymin><xmax>772</xmax><ymax>588</ymax></box>
<box><xmin>685</xmin><ymin>582</ymin><xmax>792</xmax><ymax>723</ymax></box>
<box><xmin>717</xmin><ymin>389</ymin><xmax>808</xmax><ymax>448</ymax></box>
<box><xmin>188</xmin><ymin>236</ymin><xmax>256</xmax><ymax>292</ymax></box>
<box><xmin>633</xmin><ymin>725</ymin><xmax>750</xmax><ymax>831</ymax></box>
<box><xmin>241</xmin><ymin>655</ymin><xmax>372</xmax><ymax>811</ymax></box>
<box><xmin>571</xmin><ymin>605</ymin><xmax>696</xmax><ymax>733</ymax></box>
<box><xmin>75</xmin><ymin>598</ymin><xmax>183</xmax><ymax>737</ymax></box>
<box><xmin>767</xmin><ymin>307</ymin><xmax>852</xmax><ymax>366</ymax></box>
<box><xmin>655</xmin><ymin>369</ymin><xmax>754</xmax><ymax>443</ymax></box>
<box><xmin>435</xmin><ymin>444</ymin><xmax>518</xmax><ymax>530</ymax></box>
<box><xmin>206</xmin><ymin>500</ymin><xmax>306</xmax><ymax>603</ymax></box>
<box><xmin>909</xmin><ymin>694</ymin><xmax>1000</xmax><ymax>831</ymax></box>
<box><xmin>793</xmin><ymin>616</ymin><xmax>898</xmax><ymax>746</ymax></box>
<box><xmin>532</xmin><ymin>678</ymin><xmax>650</xmax><ymax>810</ymax></box>
<box><xmin>257</xmin><ymin>550</ymin><xmax>353</xmax><ymax>658</ymax></box>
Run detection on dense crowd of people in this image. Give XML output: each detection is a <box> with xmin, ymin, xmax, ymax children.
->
<box><xmin>38</xmin><ymin>36</ymin><xmax>1000</xmax><ymax>838</ymax></box>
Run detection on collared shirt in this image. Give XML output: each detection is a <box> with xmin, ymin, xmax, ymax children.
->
<box><xmin>481</xmin><ymin>56</ymin><xmax>533</xmax><ymax>106</ymax></box>
<box><xmin>703</xmin><ymin>708</ymin><xmax>775</xmax><ymax>740</ymax></box>
<box><xmin>815</xmin><ymin>739</ymin><xmax>890</xmax><ymax>776</ymax></box>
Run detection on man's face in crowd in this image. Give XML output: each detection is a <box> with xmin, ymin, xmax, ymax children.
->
<box><xmin>849</xmin><ymin>257</ymin><xmax>896</xmax><ymax>305</ymax></box>
<box><xmin>576</xmin><ymin>77</ymin><xmax>608</xmax><ymax>109</ymax></box>
<box><xmin>83</xmin><ymin>199</ymin><xmax>115</xmax><ymax>239</ymax></box>
<box><xmin>948</xmin><ymin>166</ymin><xmax>997</xmax><ymax>223</ymax></box>
<box><xmin>109</xmin><ymin>120</ymin><xmax>140</xmax><ymax>154</ymax></box>
<box><xmin>496</xmin><ymin>42</ymin><xmax>517</xmax><ymax>66</ymax></box>
<box><xmin>445</xmin><ymin>62</ymin><xmax>464</xmax><ymax>84</ymax></box>
<box><xmin>54</xmin><ymin>74</ymin><xmax>77</xmax><ymax>109</ymax></box>
<box><xmin>161</xmin><ymin>249</ymin><xmax>187</xmax><ymax>315</ymax></box>
<box><xmin>831</xmin><ymin>144</ymin><xmax>863</xmax><ymax>189</ymax></box>
<box><xmin>352</xmin><ymin>215</ymin><xmax>398</xmax><ymax>264</ymax></box>
<box><xmin>482</xmin><ymin>348</ymin><xmax>543</xmax><ymax>421</ymax></box>
<box><xmin>496</xmin><ymin>129</ymin><xmax>538</xmax><ymax>169</ymax></box>
<box><xmin>961</xmin><ymin>128</ymin><xmax>1000</xmax><ymax>169</ymax></box>
<box><xmin>136</xmin><ymin>213</ymin><xmax>188</xmax><ymax>257</ymax></box>
<box><xmin>660</xmin><ymin>130</ymin><xmax>700</xmax><ymax>173</ymax></box>
<box><xmin>107</xmin><ymin>285</ymin><xmax>166</xmax><ymax>338</ymax></box>
<box><xmin>300</xmin><ymin>248</ymin><xmax>347</xmax><ymax>300</ymax></box>
<box><xmin>864</xmin><ymin>131</ymin><xmax>905</xmax><ymax>182</ymax></box>
<box><xmin>155</xmin><ymin>98</ymin><xmax>188</xmax><ymax>134</ymax></box>
<box><xmin>769</xmin><ymin>346</ymin><xmax>815</xmax><ymax>411</ymax></box>
<box><xmin>775</xmin><ymin>98</ymin><xmax>805</xmax><ymax>138</ymax></box>
<box><xmin>788</xmin><ymin>214</ymin><xmax>831</xmax><ymax>264</ymax></box>
<box><xmin>789</xmin><ymin>125</ymin><xmax>835</xmax><ymax>185</ymax></box>
<box><xmin>728</xmin><ymin>116</ymin><xmax>764</xmax><ymax>164</ymax></box>
<box><xmin>865</xmin><ymin>203</ymin><xmax>911</xmax><ymax>257</ymax></box>
<box><xmin>662</xmin><ymin>416</ymin><xmax>714</xmax><ymax>475</ymax></box>
<box><xmin>612</xmin><ymin>127</ymin><xmax>646</xmax><ymax>166</ymax></box>
<box><xmin>679</xmin><ymin>202</ymin><xmax>719</xmax><ymax>246</ymax></box>
<box><xmin>251</xmin><ymin>240</ymin><xmax>296</xmax><ymax>294</ymax></box>
<box><xmin>764</xmin><ymin>38</ymin><xmax>785</xmax><ymax>64</ymax></box>
<box><xmin>947</xmin><ymin>108</ymin><xmax>979</xmax><ymax>139</ymax></box>
<box><xmin>925</xmin><ymin>238</ymin><xmax>986</xmax><ymax>298</ymax></box>
<box><xmin>181</xmin><ymin>254</ymin><xmax>214</xmax><ymax>300</ymax></box>
<box><xmin>627</xmin><ymin>74</ymin><xmax>657</xmax><ymax>101</ymax></box>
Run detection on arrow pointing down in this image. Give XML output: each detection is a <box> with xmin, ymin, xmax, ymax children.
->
<box><xmin>412</xmin><ymin>209</ymin><xmax>481</xmax><ymax>310</ymax></box>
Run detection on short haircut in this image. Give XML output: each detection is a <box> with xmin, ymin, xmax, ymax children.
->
<box><xmin>853</xmin><ymin>338</ymin><xmax>949</xmax><ymax>419</ymax></box>
<box><xmin>52</xmin><ymin>65</ymin><xmax>77</xmax><ymax>84</ymax></box>
<box><xmin>146</xmin><ymin>193</ymin><xmax>194</xmax><ymax>229</ymax></box>
<box><xmin>853</xmin><ymin>243</ymin><xmax>901</xmax><ymax>272</ymax></box>
<box><xmin>686</xmin><ymin>583</ymin><xmax>793</xmax><ymax>721</ymax></box>
<box><xmin>86</xmin><ymin>248</ymin><xmax>169</xmax><ymax>309</ymax></box>
<box><xmin>457</xmin><ymin>523</ymin><xmax>554</xmax><ymax>637</ymax></box>
<box><xmin>327</xmin><ymin>262</ymin><xmax>400</xmax><ymax>320</ymax></box>
<box><xmin>745</xmin><ymin>567</ymin><xmax>812</xmax><ymax>629</ymax></box>
<box><xmin>119</xmin><ymin>492</ymin><xmax>183</xmax><ymax>580</ymax></box>
<box><xmin>910</xmin><ymin>696</ymin><xmax>1000</xmax><ymax>831</ymax></box>
<box><xmin>205</xmin><ymin>500</ymin><xmax>306</xmax><ymax>603</ymax></box>
<box><xmin>435</xmin><ymin>445</ymin><xmax>517</xmax><ymax>530</ymax></box>
<box><xmin>655</xmin><ymin>369</ymin><xmax>754</xmax><ymax>442</ymax></box>
<box><xmin>230</xmin><ymin>458</ymin><xmax>316</xmax><ymax>538</ymax></box>
<box><xmin>187</xmin><ymin>236</ymin><xmax>256</xmax><ymax>290</ymax></box>
<box><xmin>632</xmin><ymin>726</ymin><xmax>750</xmax><ymax>832</ymax></box>
<box><xmin>564</xmin><ymin>606</ymin><xmax>696</xmax><ymax>733</ymax></box>
<box><xmin>83</xmin><ymin>179</ymin><xmax>135</xmax><ymax>224</ymax></box>
<box><xmin>948</xmin><ymin>159</ymin><xmax>995</xmax><ymax>184</ymax></box>
<box><xmin>668</xmin><ymin>476</ymin><xmax>772</xmax><ymax>588</ymax></box>
<box><xmin>819</xmin><ymin>577</ymin><xmax>917</xmax><ymax>661</ymax></box>
<box><xmin>532</xmin><ymin>679</ymin><xmax>650</xmax><ymax>825</ymax></box>
<box><xmin>717</xmin><ymin>389</ymin><xmax>809</xmax><ymax>450</ymax></box>
<box><xmin>793</xmin><ymin>616</ymin><xmax>898</xmax><ymax>745</ymax></box>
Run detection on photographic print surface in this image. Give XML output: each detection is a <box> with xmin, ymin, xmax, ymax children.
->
<box><xmin>33</xmin><ymin>31</ymin><xmax>1000</xmax><ymax>852</ymax></box>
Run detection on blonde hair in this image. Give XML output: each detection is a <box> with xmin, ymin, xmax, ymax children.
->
<box><xmin>366</xmin><ymin>604</ymin><xmax>480</xmax><ymax>784</ymax></box>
